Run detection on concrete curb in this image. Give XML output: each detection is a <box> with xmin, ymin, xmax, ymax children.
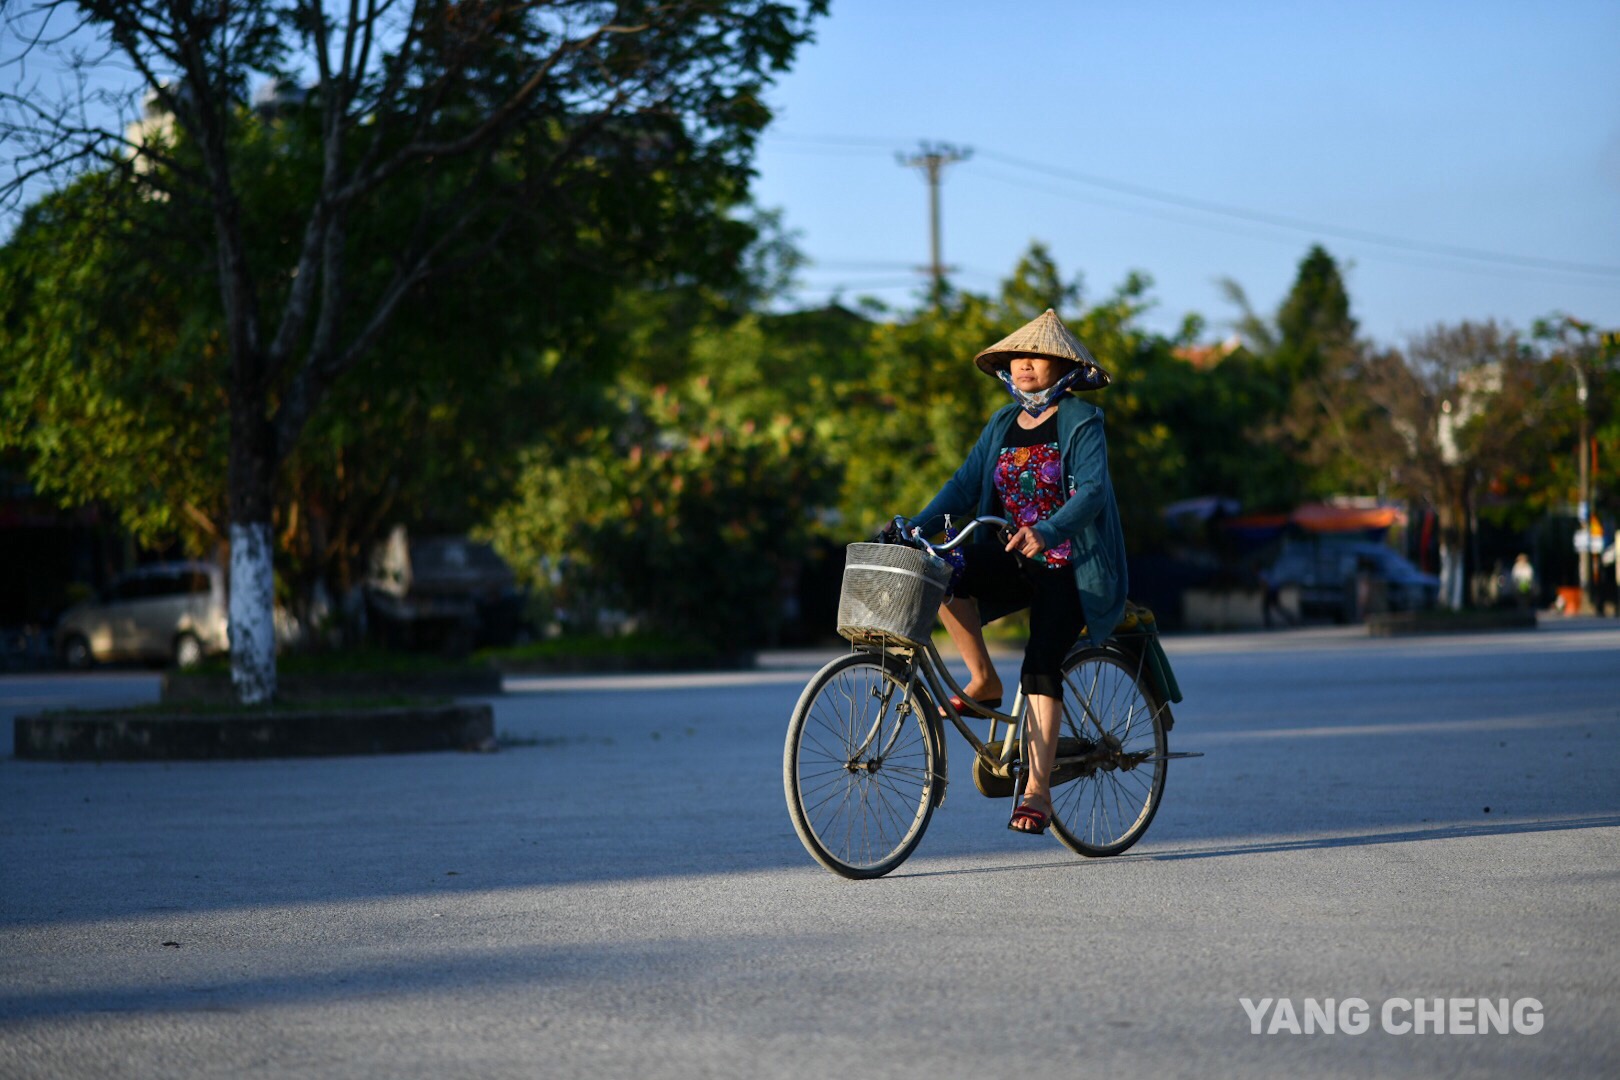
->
<box><xmin>1367</xmin><ymin>610</ymin><xmax>1538</xmax><ymax>636</ymax></box>
<box><xmin>12</xmin><ymin>703</ymin><xmax>495</xmax><ymax>761</ymax></box>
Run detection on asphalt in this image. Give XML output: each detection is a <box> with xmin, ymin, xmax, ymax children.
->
<box><xmin>2</xmin><ymin>622</ymin><xmax>1617</xmax><ymax>1079</ymax></box>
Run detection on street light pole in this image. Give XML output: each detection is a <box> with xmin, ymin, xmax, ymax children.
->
<box><xmin>1574</xmin><ymin>361</ymin><xmax>1590</xmax><ymax>607</ymax></box>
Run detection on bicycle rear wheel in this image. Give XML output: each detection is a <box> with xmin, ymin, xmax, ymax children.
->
<box><xmin>1048</xmin><ymin>646</ymin><xmax>1168</xmax><ymax>857</ymax></box>
<box><xmin>783</xmin><ymin>653</ymin><xmax>939</xmax><ymax>879</ymax></box>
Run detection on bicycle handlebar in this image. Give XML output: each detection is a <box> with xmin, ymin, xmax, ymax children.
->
<box><xmin>907</xmin><ymin>515</ymin><xmax>1009</xmax><ymax>556</ymax></box>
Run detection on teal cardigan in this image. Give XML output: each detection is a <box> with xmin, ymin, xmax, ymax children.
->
<box><xmin>912</xmin><ymin>395</ymin><xmax>1128</xmax><ymax>647</ymax></box>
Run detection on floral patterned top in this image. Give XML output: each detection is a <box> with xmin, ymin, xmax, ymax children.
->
<box><xmin>994</xmin><ymin>414</ymin><xmax>1073</xmax><ymax>568</ymax></box>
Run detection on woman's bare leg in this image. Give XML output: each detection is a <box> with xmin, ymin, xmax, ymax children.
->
<box><xmin>1012</xmin><ymin>692</ymin><xmax>1062</xmax><ymax>830</ymax></box>
<box><xmin>938</xmin><ymin>596</ymin><xmax>1003</xmax><ymax>701</ymax></box>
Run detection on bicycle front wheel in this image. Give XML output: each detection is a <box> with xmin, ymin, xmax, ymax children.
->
<box><xmin>783</xmin><ymin>653</ymin><xmax>939</xmax><ymax>879</ymax></box>
<box><xmin>1048</xmin><ymin>646</ymin><xmax>1168</xmax><ymax>857</ymax></box>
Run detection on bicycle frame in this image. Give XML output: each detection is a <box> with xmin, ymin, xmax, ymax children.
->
<box><xmin>851</xmin><ymin>516</ymin><xmax>1186</xmax><ymax>797</ymax></box>
<box><xmin>871</xmin><ymin>513</ymin><xmax>1151</xmax><ymax>791</ymax></box>
<box><xmin>854</xmin><ymin>633</ymin><xmax>1156</xmax><ymax>804</ymax></box>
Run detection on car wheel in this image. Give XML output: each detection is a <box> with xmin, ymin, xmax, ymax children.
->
<box><xmin>61</xmin><ymin>634</ymin><xmax>93</xmax><ymax>671</ymax></box>
<box><xmin>173</xmin><ymin>632</ymin><xmax>204</xmax><ymax>669</ymax></box>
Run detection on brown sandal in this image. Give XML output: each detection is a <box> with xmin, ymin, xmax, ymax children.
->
<box><xmin>947</xmin><ymin>694</ymin><xmax>1002</xmax><ymax>716</ymax></box>
<box><xmin>1008</xmin><ymin>795</ymin><xmax>1051</xmax><ymax>835</ymax></box>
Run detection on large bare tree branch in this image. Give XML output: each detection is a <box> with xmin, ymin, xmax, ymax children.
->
<box><xmin>338</xmin><ymin>1</ymin><xmax>682</xmax><ymax>205</ymax></box>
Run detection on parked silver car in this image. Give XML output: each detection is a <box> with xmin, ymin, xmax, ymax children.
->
<box><xmin>55</xmin><ymin>561</ymin><xmax>228</xmax><ymax>669</ymax></box>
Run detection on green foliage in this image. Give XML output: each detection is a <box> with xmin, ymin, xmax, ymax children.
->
<box><xmin>183</xmin><ymin>647</ymin><xmax>484</xmax><ymax>676</ymax></box>
<box><xmin>13</xmin><ymin>90</ymin><xmax>1605</xmax><ymax>640</ymax></box>
<box><xmin>478</xmin><ymin>631</ymin><xmax>723</xmax><ymax>663</ymax></box>
<box><xmin>830</xmin><ymin>291</ymin><xmax>1007</xmax><ymax>535</ymax></box>
<box><xmin>0</xmin><ymin>174</ymin><xmax>227</xmax><ymax>550</ymax></box>
<box><xmin>1274</xmin><ymin>244</ymin><xmax>1358</xmax><ymax>377</ymax></box>
<box><xmin>5</xmin><ymin>0</ymin><xmax>829</xmax><ymax>705</ymax></box>
<box><xmin>1216</xmin><ymin>244</ymin><xmax>1371</xmax><ymax>505</ymax></box>
<box><xmin>1511</xmin><ymin>314</ymin><xmax>1620</xmax><ymax>529</ymax></box>
<box><xmin>2</xmin><ymin>0</ymin><xmax>825</xmax><ymax>595</ymax></box>
<box><xmin>485</xmin><ymin>373</ymin><xmax>839</xmax><ymax>641</ymax></box>
<box><xmin>998</xmin><ymin>242</ymin><xmax>1083</xmax><ymax>320</ymax></box>
<box><xmin>479</xmin><ymin>242</ymin><xmax>1294</xmax><ymax>639</ymax></box>
<box><xmin>818</xmin><ymin>253</ymin><xmax>1307</xmax><ymax>545</ymax></box>
<box><xmin>0</xmin><ymin>135</ymin><xmax>600</xmax><ymax>572</ymax></box>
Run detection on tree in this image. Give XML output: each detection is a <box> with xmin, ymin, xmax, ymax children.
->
<box><xmin>1220</xmin><ymin>245</ymin><xmax>1370</xmax><ymax>503</ymax></box>
<box><xmin>1344</xmin><ymin>322</ymin><xmax>1542</xmax><ymax>608</ymax></box>
<box><xmin>1</xmin><ymin>172</ymin><xmax>227</xmax><ymax>553</ymax></box>
<box><xmin>0</xmin><ymin>159</ymin><xmax>592</xmax><ymax>620</ymax></box>
<box><xmin>1274</xmin><ymin>244</ymin><xmax>1357</xmax><ymax>377</ymax></box>
<box><xmin>1</xmin><ymin>0</ymin><xmax>825</xmax><ymax>700</ymax></box>
<box><xmin>1</xmin><ymin>104</ymin><xmax>777</xmax><ymax>617</ymax></box>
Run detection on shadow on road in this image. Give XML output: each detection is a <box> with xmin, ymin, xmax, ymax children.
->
<box><xmin>0</xmin><ymin>935</ymin><xmax>759</xmax><ymax>1023</ymax></box>
<box><xmin>3</xmin><ymin>628</ymin><xmax>1617</xmax><ymax>928</ymax></box>
<box><xmin>1142</xmin><ymin>813</ymin><xmax>1620</xmax><ymax>861</ymax></box>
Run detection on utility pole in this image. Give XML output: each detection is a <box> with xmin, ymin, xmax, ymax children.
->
<box><xmin>897</xmin><ymin>141</ymin><xmax>971</xmax><ymax>301</ymax></box>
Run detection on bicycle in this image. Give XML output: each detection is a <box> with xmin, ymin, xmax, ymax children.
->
<box><xmin>783</xmin><ymin>515</ymin><xmax>1200</xmax><ymax>879</ymax></box>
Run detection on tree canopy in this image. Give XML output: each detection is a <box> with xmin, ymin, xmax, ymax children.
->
<box><xmin>4</xmin><ymin>8</ymin><xmax>1613</xmax><ymax>641</ymax></box>
<box><xmin>1</xmin><ymin>0</ymin><xmax>828</xmax><ymax>694</ymax></box>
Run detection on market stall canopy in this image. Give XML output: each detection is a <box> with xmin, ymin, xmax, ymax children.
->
<box><xmin>1221</xmin><ymin>504</ymin><xmax>1406</xmax><ymax>544</ymax></box>
<box><xmin>1291</xmin><ymin>505</ymin><xmax>1405</xmax><ymax>532</ymax></box>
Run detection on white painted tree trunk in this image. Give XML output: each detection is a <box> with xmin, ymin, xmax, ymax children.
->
<box><xmin>1439</xmin><ymin>541</ymin><xmax>1465</xmax><ymax>611</ymax></box>
<box><xmin>229</xmin><ymin>522</ymin><xmax>278</xmax><ymax>704</ymax></box>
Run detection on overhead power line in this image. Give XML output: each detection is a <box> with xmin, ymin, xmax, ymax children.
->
<box><xmin>764</xmin><ymin>132</ymin><xmax>1620</xmax><ymax>281</ymax></box>
<box><xmin>966</xmin><ymin>164</ymin><xmax>1619</xmax><ymax>291</ymax></box>
<box><xmin>973</xmin><ymin>148</ymin><xmax>1620</xmax><ymax>279</ymax></box>
<box><xmin>807</xmin><ymin>258</ymin><xmax>917</xmax><ymax>271</ymax></box>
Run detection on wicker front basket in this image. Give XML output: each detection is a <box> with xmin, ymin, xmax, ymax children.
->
<box><xmin>836</xmin><ymin>542</ymin><xmax>952</xmax><ymax>647</ymax></box>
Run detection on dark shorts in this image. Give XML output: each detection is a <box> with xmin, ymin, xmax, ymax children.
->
<box><xmin>951</xmin><ymin>542</ymin><xmax>1087</xmax><ymax>700</ymax></box>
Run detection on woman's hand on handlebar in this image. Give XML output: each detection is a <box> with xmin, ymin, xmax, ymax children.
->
<box><xmin>876</xmin><ymin>515</ymin><xmax>915</xmax><ymax>545</ymax></box>
<box><xmin>1004</xmin><ymin>525</ymin><xmax>1048</xmax><ymax>559</ymax></box>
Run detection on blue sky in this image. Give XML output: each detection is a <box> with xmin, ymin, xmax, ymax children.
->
<box><xmin>4</xmin><ymin>2</ymin><xmax>1615</xmax><ymax>348</ymax></box>
<box><xmin>750</xmin><ymin>1</ymin><xmax>1620</xmax><ymax>346</ymax></box>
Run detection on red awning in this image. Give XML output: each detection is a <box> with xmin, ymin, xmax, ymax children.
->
<box><xmin>1221</xmin><ymin>504</ymin><xmax>1405</xmax><ymax>536</ymax></box>
<box><xmin>1290</xmin><ymin>505</ymin><xmax>1405</xmax><ymax>532</ymax></box>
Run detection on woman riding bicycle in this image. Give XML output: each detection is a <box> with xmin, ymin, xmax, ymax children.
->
<box><xmin>900</xmin><ymin>309</ymin><xmax>1127</xmax><ymax>835</ymax></box>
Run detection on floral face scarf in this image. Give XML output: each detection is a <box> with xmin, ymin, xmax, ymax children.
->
<box><xmin>996</xmin><ymin>364</ymin><xmax>1103</xmax><ymax>418</ymax></box>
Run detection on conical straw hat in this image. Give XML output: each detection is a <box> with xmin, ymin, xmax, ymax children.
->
<box><xmin>973</xmin><ymin>308</ymin><xmax>1112</xmax><ymax>387</ymax></box>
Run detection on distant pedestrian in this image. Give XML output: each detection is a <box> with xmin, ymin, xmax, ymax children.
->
<box><xmin>1600</xmin><ymin>543</ymin><xmax>1618</xmax><ymax>616</ymax></box>
<box><xmin>1511</xmin><ymin>554</ymin><xmax>1535</xmax><ymax>608</ymax></box>
<box><xmin>1261</xmin><ymin>568</ymin><xmax>1295</xmax><ymax>629</ymax></box>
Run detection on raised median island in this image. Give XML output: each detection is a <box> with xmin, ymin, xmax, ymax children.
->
<box><xmin>13</xmin><ymin>699</ymin><xmax>495</xmax><ymax>762</ymax></box>
<box><xmin>159</xmin><ymin>668</ymin><xmax>503</xmax><ymax>704</ymax></box>
<box><xmin>11</xmin><ymin>639</ymin><xmax>759</xmax><ymax>761</ymax></box>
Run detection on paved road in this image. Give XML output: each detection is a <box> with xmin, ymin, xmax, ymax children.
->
<box><xmin>2</xmin><ymin>624</ymin><xmax>1617</xmax><ymax>1078</ymax></box>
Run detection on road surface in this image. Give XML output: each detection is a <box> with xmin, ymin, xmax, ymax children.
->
<box><xmin>2</xmin><ymin>623</ymin><xmax>1617</xmax><ymax>1078</ymax></box>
